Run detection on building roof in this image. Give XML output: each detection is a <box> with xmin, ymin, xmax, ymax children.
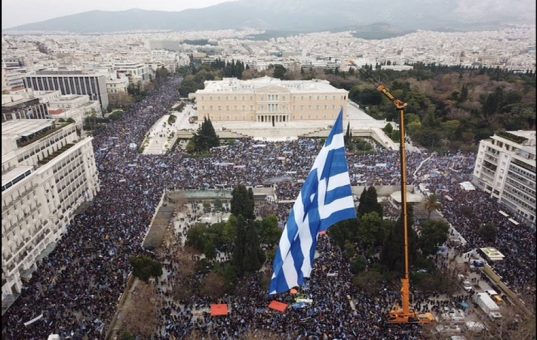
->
<box><xmin>2</xmin><ymin>165</ymin><xmax>33</xmax><ymax>187</ymax></box>
<box><xmin>197</xmin><ymin>76</ymin><xmax>348</xmax><ymax>94</ymax></box>
<box><xmin>1</xmin><ymin>119</ymin><xmax>54</xmax><ymax>138</ymax></box>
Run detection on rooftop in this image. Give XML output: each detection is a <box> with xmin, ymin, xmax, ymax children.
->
<box><xmin>1</xmin><ymin>119</ymin><xmax>54</xmax><ymax>139</ymax></box>
<box><xmin>197</xmin><ymin>76</ymin><xmax>348</xmax><ymax>94</ymax></box>
<box><xmin>2</xmin><ymin>165</ymin><xmax>33</xmax><ymax>188</ymax></box>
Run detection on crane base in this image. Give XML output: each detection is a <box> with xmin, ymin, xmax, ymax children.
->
<box><xmin>387</xmin><ymin>308</ymin><xmax>435</xmax><ymax>325</ymax></box>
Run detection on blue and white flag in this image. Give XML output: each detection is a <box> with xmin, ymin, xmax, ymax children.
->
<box><xmin>269</xmin><ymin>109</ymin><xmax>356</xmax><ymax>294</ymax></box>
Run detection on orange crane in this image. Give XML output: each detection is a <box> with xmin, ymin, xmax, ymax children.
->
<box><xmin>377</xmin><ymin>84</ymin><xmax>435</xmax><ymax>325</ymax></box>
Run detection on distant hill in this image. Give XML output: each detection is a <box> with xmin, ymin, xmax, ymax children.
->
<box><xmin>4</xmin><ymin>0</ymin><xmax>527</xmax><ymax>34</ymax></box>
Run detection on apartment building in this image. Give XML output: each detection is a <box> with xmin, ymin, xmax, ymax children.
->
<box><xmin>106</xmin><ymin>75</ymin><xmax>129</xmax><ymax>94</ymax></box>
<box><xmin>1</xmin><ymin>119</ymin><xmax>99</xmax><ymax>300</ymax></box>
<box><xmin>113</xmin><ymin>62</ymin><xmax>152</xmax><ymax>87</ymax></box>
<box><xmin>23</xmin><ymin>71</ymin><xmax>109</xmax><ymax>111</ymax></box>
<box><xmin>193</xmin><ymin>77</ymin><xmax>348</xmax><ymax>122</ymax></box>
<box><xmin>1</xmin><ymin>97</ymin><xmax>49</xmax><ymax>122</ymax></box>
<box><xmin>473</xmin><ymin>130</ymin><xmax>536</xmax><ymax>227</ymax></box>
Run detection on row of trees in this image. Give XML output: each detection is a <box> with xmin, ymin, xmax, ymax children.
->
<box><xmin>329</xmin><ymin>187</ymin><xmax>451</xmax><ymax>295</ymax></box>
<box><xmin>185</xmin><ymin>184</ymin><xmax>282</xmax><ymax>294</ymax></box>
<box><xmin>210</xmin><ymin>59</ymin><xmax>249</xmax><ymax>79</ymax></box>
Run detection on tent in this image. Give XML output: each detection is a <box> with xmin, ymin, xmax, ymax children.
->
<box><xmin>210</xmin><ymin>304</ymin><xmax>229</xmax><ymax>317</ymax></box>
<box><xmin>268</xmin><ymin>301</ymin><xmax>288</xmax><ymax>313</ymax></box>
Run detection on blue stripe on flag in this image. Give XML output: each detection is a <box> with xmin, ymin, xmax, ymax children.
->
<box><xmin>269</xmin><ymin>109</ymin><xmax>357</xmax><ymax>295</ymax></box>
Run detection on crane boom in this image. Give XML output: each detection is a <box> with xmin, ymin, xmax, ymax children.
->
<box><xmin>376</xmin><ymin>84</ymin><xmax>435</xmax><ymax>325</ymax></box>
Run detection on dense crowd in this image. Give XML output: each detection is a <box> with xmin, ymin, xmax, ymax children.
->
<box><xmin>2</xmin><ymin>76</ymin><xmax>535</xmax><ymax>339</ymax></box>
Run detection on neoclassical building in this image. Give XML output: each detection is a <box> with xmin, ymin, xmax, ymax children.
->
<box><xmin>192</xmin><ymin>77</ymin><xmax>348</xmax><ymax>122</ymax></box>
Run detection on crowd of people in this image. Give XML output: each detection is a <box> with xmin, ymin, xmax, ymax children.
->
<box><xmin>2</xmin><ymin>75</ymin><xmax>535</xmax><ymax>339</ymax></box>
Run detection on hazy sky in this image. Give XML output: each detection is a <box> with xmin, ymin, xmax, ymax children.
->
<box><xmin>1</xmin><ymin>0</ymin><xmax>232</xmax><ymax>28</ymax></box>
<box><xmin>2</xmin><ymin>0</ymin><xmax>535</xmax><ymax>29</ymax></box>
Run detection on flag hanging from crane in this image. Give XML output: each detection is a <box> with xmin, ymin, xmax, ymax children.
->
<box><xmin>269</xmin><ymin>109</ymin><xmax>356</xmax><ymax>294</ymax></box>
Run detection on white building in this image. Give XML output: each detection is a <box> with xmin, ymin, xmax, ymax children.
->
<box><xmin>193</xmin><ymin>76</ymin><xmax>349</xmax><ymax>122</ymax></box>
<box><xmin>1</xmin><ymin>119</ymin><xmax>99</xmax><ymax>300</ymax></box>
<box><xmin>113</xmin><ymin>62</ymin><xmax>152</xmax><ymax>87</ymax></box>
<box><xmin>106</xmin><ymin>75</ymin><xmax>129</xmax><ymax>94</ymax></box>
<box><xmin>1</xmin><ymin>68</ymin><xmax>26</xmax><ymax>90</ymax></box>
<box><xmin>47</xmin><ymin>94</ymin><xmax>101</xmax><ymax>125</ymax></box>
<box><xmin>473</xmin><ymin>130</ymin><xmax>536</xmax><ymax>227</ymax></box>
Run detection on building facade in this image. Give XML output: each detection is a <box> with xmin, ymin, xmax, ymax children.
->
<box><xmin>47</xmin><ymin>94</ymin><xmax>101</xmax><ymax>126</ymax></box>
<box><xmin>1</xmin><ymin>97</ymin><xmax>49</xmax><ymax>122</ymax></box>
<box><xmin>193</xmin><ymin>77</ymin><xmax>349</xmax><ymax>122</ymax></box>
<box><xmin>473</xmin><ymin>130</ymin><xmax>536</xmax><ymax>227</ymax></box>
<box><xmin>23</xmin><ymin>71</ymin><xmax>109</xmax><ymax>111</ymax></box>
<box><xmin>1</xmin><ymin>119</ymin><xmax>99</xmax><ymax>301</ymax></box>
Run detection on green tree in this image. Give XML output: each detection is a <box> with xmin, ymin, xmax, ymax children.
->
<box><xmin>272</xmin><ymin>64</ymin><xmax>287</xmax><ymax>79</ymax></box>
<box><xmin>478</xmin><ymin>223</ymin><xmax>497</xmax><ymax>243</ymax></box>
<box><xmin>232</xmin><ymin>216</ymin><xmax>265</xmax><ymax>276</ymax></box>
<box><xmin>243</xmin><ymin>219</ymin><xmax>266</xmax><ymax>273</ymax></box>
<box><xmin>357</xmin><ymin>211</ymin><xmax>387</xmax><ymax>251</ymax></box>
<box><xmin>189</xmin><ymin>117</ymin><xmax>220</xmax><ymax>153</ymax></box>
<box><xmin>329</xmin><ymin>219</ymin><xmax>359</xmax><ymax>249</ymax></box>
<box><xmin>258</xmin><ymin>215</ymin><xmax>282</xmax><ymax>246</ymax></box>
<box><xmin>350</xmin><ymin>255</ymin><xmax>367</xmax><ymax>274</ymax></box>
<box><xmin>423</xmin><ymin>194</ymin><xmax>441</xmax><ymax>219</ymax></box>
<box><xmin>418</xmin><ymin>219</ymin><xmax>449</xmax><ymax>257</ymax></box>
<box><xmin>230</xmin><ymin>185</ymin><xmax>255</xmax><ymax>219</ymax></box>
<box><xmin>232</xmin><ymin>215</ymin><xmax>247</xmax><ymax>275</ymax></box>
<box><xmin>380</xmin><ymin>204</ymin><xmax>418</xmax><ymax>272</ymax></box>
<box><xmin>357</xmin><ymin>187</ymin><xmax>383</xmax><ymax>217</ymax></box>
<box><xmin>129</xmin><ymin>256</ymin><xmax>163</xmax><ymax>282</ymax></box>
<box><xmin>344</xmin><ymin>122</ymin><xmax>352</xmax><ymax>145</ymax></box>
<box><xmin>186</xmin><ymin>223</ymin><xmax>208</xmax><ymax>252</ymax></box>
<box><xmin>383</xmin><ymin>123</ymin><xmax>393</xmax><ymax>135</ymax></box>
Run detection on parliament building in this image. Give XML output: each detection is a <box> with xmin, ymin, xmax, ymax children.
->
<box><xmin>193</xmin><ymin>77</ymin><xmax>349</xmax><ymax>123</ymax></box>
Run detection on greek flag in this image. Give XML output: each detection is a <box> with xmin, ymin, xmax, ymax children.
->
<box><xmin>269</xmin><ymin>109</ymin><xmax>356</xmax><ymax>294</ymax></box>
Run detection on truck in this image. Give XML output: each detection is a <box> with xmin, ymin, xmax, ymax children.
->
<box><xmin>473</xmin><ymin>293</ymin><xmax>501</xmax><ymax>320</ymax></box>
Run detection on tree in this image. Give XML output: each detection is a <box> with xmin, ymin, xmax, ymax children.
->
<box><xmin>109</xmin><ymin>110</ymin><xmax>124</xmax><ymax>121</ymax></box>
<box><xmin>357</xmin><ymin>187</ymin><xmax>383</xmax><ymax>217</ymax></box>
<box><xmin>232</xmin><ymin>216</ymin><xmax>264</xmax><ymax>276</ymax></box>
<box><xmin>478</xmin><ymin>223</ymin><xmax>497</xmax><ymax>243</ymax></box>
<box><xmin>357</xmin><ymin>211</ymin><xmax>388</xmax><ymax>251</ymax></box>
<box><xmin>329</xmin><ymin>219</ymin><xmax>359</xmax><ymax>249</ymax></box>
<box><xmin>189</xmin><ymin>117</ymin><xmax>220</xmax><ymax>153</ymax></box>
<box><xmin>242</xmin><ymin>219</ymin><xmax>266</xmax><ymax>273</ymax></box>
<box><xmin>344</xmin><ymin>122</ymin><xmax>352</xmax><ymax>145</ymax></box>
<box><xmin>230</xmin><ymin>185</ymin><xmax>255</xmax><ymax>219</ymax></box>
<box><xmin>383</xmin><ymin>123</ymin><xmax>393</xmax><ymax>135</ymax></box>
<box><xmin>272</xmin><ymin>64</ymin><xmax>287</xmax><ymax>79</ymax></box>
<box><xmin>258</xmin><ymin>215</ymin><xmax>282</xmax><ymax>246</ymax></box>
<box><xmin>380</xmin><ymin>204</ymin><xmax>418</xmax><ymax>272</ymax></box>
<box><xmin>459</xmin><ymin>84</ymin><xmax>469</xmax><ymax>102</ymax></box>
<box><xmin>129</xmin><ymin>256</ymin><xmax>163</xmax><ymax>282</ymax></box>
<box><xmin>418</xmin><ymin>220</ymin><xmax>449</xmax><ymax>257</ymax></box>
<box><xmin>423</xmin><ymin>194</ymin><xmax>441</xmax><ymax>219</ymax></box>
<box><xmin>352</xmin><ymin>270</ymin><xmax>383</xmax><ymax>295</ymax></box>
<box><xmin>109</xmin><ymin>92</ymin><xmax>135</xmax><ymax>109</ymax></box>
<box><xmin>185</xmin><ymin>223</ymin><xmax>208</xmax><ymax>252</ymax></box>
<box><xmin>350</xmin><ymin>255</ymin><xmax>367</xmax><ymax>274</ymax></box>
